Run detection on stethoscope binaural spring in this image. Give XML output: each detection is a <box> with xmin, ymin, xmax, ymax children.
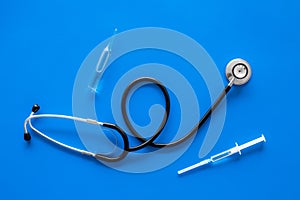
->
<box><xmin>23</xmin><ymin>58</ymin><xmax>252</xmax><ymax>162</ymax></box>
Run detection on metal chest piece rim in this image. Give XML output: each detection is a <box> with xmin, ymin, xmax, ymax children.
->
<box><xmin>225</xmin><ymin>58</ymin><xmax>252</xmax><ymax>85</ymax></box>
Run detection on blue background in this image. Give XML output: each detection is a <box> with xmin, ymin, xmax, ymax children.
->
<box><xmin>1</xmin><ymin>0</ymin><xmax>300</xmax><ymax>199</ymax></box>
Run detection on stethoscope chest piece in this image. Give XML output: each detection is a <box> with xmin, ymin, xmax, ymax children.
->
<box><xmin>226</xmin><ymin>58</ymin><xmax>252</xmax><ymax>85</ymax></box>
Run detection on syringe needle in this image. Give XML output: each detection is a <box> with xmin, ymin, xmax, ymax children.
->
<box><xmin>177</xmin><ymin>134</ymin><xmax>266</xmax><ymax>175</ymax></box>
<box><xmin>177</xmin><ymin>159</ymin><xmax>211</xmax><ymax>175</ymax></box>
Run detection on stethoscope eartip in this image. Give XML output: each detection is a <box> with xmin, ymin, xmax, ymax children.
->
<box><xmin>32</xmin><ymin>104</ymin><xmax>40</xmax><ymax>113</ymax></box>
<box><xmin>24</xmin><ymin>132</ymin><xmax>31</xmax><ymax>141</ymax></box>
<box><xmin>225</xmin><ymin>58</ymin><xmax>252</xmax><ymax>85</ymax></box>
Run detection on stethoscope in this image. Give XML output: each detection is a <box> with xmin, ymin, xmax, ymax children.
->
<box><xmin>23</xmin><ymin>58</ymin><xmax>252</xmax><ymax>162</ymax></box>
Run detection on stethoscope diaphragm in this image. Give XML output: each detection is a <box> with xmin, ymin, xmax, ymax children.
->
<box><xmin>225</xmin><ymin>58</ymin><xmax>252</xmax><ymax>85</ymax></box>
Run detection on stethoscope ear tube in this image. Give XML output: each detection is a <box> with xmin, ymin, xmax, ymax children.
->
<box><xmin>24</xmin><ymin>106</ymin><xmax>130</xmax><ymax>162</ymax></box>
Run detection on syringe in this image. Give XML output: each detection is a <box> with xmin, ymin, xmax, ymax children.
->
<box><xmin>178</xmin><ymin>134</ymin><xmax>266</xmax><ymax>175</ymax></box>
<box><xmin>89</xmin><ymin>28</ymin><xmax>118</xmax><ymax>93</ymax></box>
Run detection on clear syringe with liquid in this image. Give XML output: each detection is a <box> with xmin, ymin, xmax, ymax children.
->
<box><xmin>178</xmin><ymin>134</ymin><xmax>266</xmax><ymax>175</ymax></box>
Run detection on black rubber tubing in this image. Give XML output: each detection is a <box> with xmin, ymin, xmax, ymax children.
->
<box><xmin>121</xmin><ymin>77</ymin><xmax>232</xmax><ymax>149</ymax></box>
